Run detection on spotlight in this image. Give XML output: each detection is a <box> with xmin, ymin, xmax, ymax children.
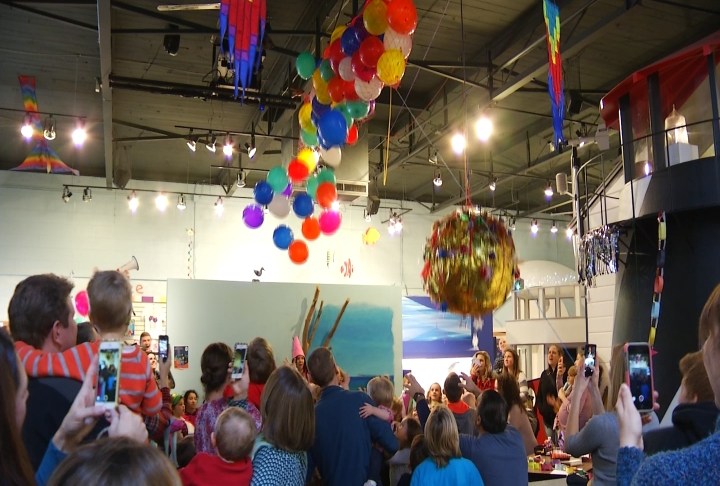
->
<box><xmin>474</xmin><ymin>116</ymin><xmax>493</xmax><ymax>142</ymax></box>
<box><xmin>61</xmin><ymin>186</ymin><xmax>72</xmax><ymax>203</ymax></box>
<box><xmin>530</xmin><ymin>219</ymin><xmax>539</xmax><ymax>234</ymax></box>
<box><xmin>566</xmin><ymin>227</ymin><xmax>574</xmax><ymax>239</ymax></box>
<box><xmin>433</xmin><ymin>169</ymin><xmax>443</xmax><ymax>187</ymax></box>
<box><xmin>236</xmin><ymin>170</ymin><xmax>246</xmax><ymax>188</ymax></box>
<box><xmin>644</xmin><ymin>162</ymin><xmax>651</xmax><ymax>176</ymax></box>
<box><xmin>428</xmin><ymin>150</ymin><xmax>438</xmax><ymax>164</ymax></box>
<box><xmin>363</xmin><ymin>209</ymin><xmax>372</xmax><ymax>223</ymax></box>
<box><xmin>388</xmin><ymin>212</ymin><xmax>403</xmax><ymax>235</ymax></box>
<box><xmin>544</xmin><ymin>181</ymin><xmax>554</xmax><ymax>197</ymax></box>
<box><xmin>127</xmin><ymin>191</ymin><xmax>139</xmax><ymax>213</ymax></box>
<box><xmin>222</xmin><ymin>134</ymin><xmax>233</xmax><ymax>158</ymax></box>
<box><xmin>43</xmin><ymin>116</ymin><xmax>56</xmax><ymax>141</ymax></box>
<box><xmin>177</xmin><ymin>194</ymin><xmax>186</xmax><ymax>211</ymax></box>
<box><xmin>245</xmin><ymin>142</ymin><xmax>257</xmax><ymax>159</ymax></box>
<box><xmin>509</xmin><ymin>217</ymin><xmax>516</xmax><ymax>231</ymax></box>
<box><xmin>451</xmin><ymin>133</ymin><xmax>467</xmax><ymax>154</ymax></box>
<box><xmin>489</xmin><ymin>176</ymin><xmax>497</xmax><ymax>192</ymax></box>
<box><xmin>548</xmin><ymin>140</ymin><xmax>556</xmax><ymax>152</ymax></box>
<box><xmin>186</xmin><ymin>129</ymin><xmax>197</xmax><ymax>152</ymax></box>
<box><xmin>82</xmin><ymin>187</ymin><xmax>92</xmax><ymax>202</ymax></box>
<box><xmin>206</xmin><ymin>132</ymin><xmax>217</xmax><ymax>152</ymax></box>
<box><xmin>550</xmin><ymin>221</ymin><xmax>558</xmax><ymax>234</ymax></box>
<box><xmin>21</xmin><ymin>114</ymin><xmax>33</xmax><ymax>140</ymax></box>
<box><xmin>155</xmin><ymin>193</ymin><xmax>169</xmax><ymax>212</ymax></box>
<box><xmin>71</xmin><ymin>119</ymin><xmax>87</xmax><ymax>147</ymax></box>
<box><xmin>214</xmin><ymin>196</ymin><xmax>224</xmax><ymax>216</ymax></box>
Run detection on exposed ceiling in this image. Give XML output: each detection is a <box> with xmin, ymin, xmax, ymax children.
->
<box><xmin>0</xmin><ymin>0</ymin><xmax>718</xmax><ymax>217</ymax></box>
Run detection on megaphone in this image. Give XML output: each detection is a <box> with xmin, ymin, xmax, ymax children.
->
<box><xmin>118</xmin><ymin>256</ymin><xmax>139</xmax><ymax>273</ymax></box>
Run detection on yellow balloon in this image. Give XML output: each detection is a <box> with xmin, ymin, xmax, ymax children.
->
<box><xmin>363</xmin><ymin>227</ymin><xmax>381</xmax><ymax>245</ymax></box>
<box><xmin>298</xmin><ymin>103</ymin><xmax>312</xmax><ymax>128</ymax></box>
<box><xmin>363</xmin><ymin>0</ymin><xmax>388</xmax><ymax>36</ymax></box>
<box><xmin>312</xmin><ymin>69</ymin><xmax>326</xmax><ymax>92</ymax></box>
<box><xmin>376</xmin><ymin>49</ymin><xmax>406</xmax><ymax>86</ymax></box>
<box><xmin>330</xmin><ymin>25</ymin><xmax>347</xmax><ymax>44</ymax></box>
<box><xmin>315</xmin><ymin>84</ymin><xmax>332</xmax><ymax>105</ymax></box>
<box><xmin>297</xmin><ymin>147</ymin><xmax>317</xmax><ymax>172</ymax></box>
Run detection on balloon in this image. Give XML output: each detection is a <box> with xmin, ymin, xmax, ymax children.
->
<box><xmin>328</xmin><ymin>77</ymin><xmax>346</xmax><ymax>104</ymax></box>
<box><xmin>358</xmin><ymin>36</ymin><xmax>385</xmax><ymax>68</ymax></box>
<box><xmin>363</xmin><ymin>0</ymin><xmax>388</xmax><ymax>35</ymax></box>
<box><xmin>387</xmin><ymin>0</ymin><xmax>418</xmax><ymax>35</ymax></box>
<box><xmin>351</xmin><ymin>16</ymin><xmax>370</xmax><ymax>43</ymax></box>
<box><xmin>383</xmin><ymin>27</ymin><xmax>412</xmax><ymax>58</ymax></box>
<box><xmin>288</xmin><ymin>159</ymin><xmax>310</xmax><ymax>183</ymax></box>
<box><xmin>74</xmin><ymin>290</ymin><xmax>89</xmax><ymax>317</ymax></box>
<box><xmin>312</xmin><ymin>68</ymin><xmax>327</xmax><ymax>92</ymax></box>
<box><xmin>282</xmin><ymin>183</ymin><xmax>293</xmax><ymax>197</ymax></box>
<box><xmin>376</xmin><ymin>49</ymin><xmax>406</xmax><ymax>85</ymax></box>
<box><xmin>317</xmin><ymin>110</ymin><xmax>348</xmax><ymax>147</ymax></box>
<box><xmin>341</xmin><ymin>26</ymin><xmax>361</xmax><ymax>56</ymax></box>
<box><xmin>315</xmin><ymin>83</ymin><xmax>332</xmax><ymax>105</ymax></box>
<box><xmin>363</xmin><ymin>227</ymin><xmax>381</xmax><ymax>245</ymax></box>
<box><xmin>317</xmin><ymin>167</ymin><xmax>337</xmax><ymax>185</ymax></box>
<box><xmin>319</xmin><ymin>59</ymin><xmax>334</xmax><ymax>82</ymax></box>
<box><xmin>328</xmin><ymin>40</ymin><xmax>345</xmax><ymax>73</ymax></box>
<box><xmin>254</xmin><ymin>181</ymin><xmax>274</xmax><ymax>206</ymax></box>
<box><xmin>296</xmin><ymin>51</ymin><xmax>316</xmax><ymax>80</ymax></box>
<box><xmin>343</xmin><ymin>79</ymin><xmax>359</xmax><ymax>100</ymax></box>
<box><xmin>334</xmin><ymin>103</ymin><xmax>354</xmax><ymax>128</ymax></box>
<box><xmin>292</xmin><ymin>193</ymin><xmax>315</xmax><ymax>218</ymax></box>
<box><xmin>268</xmin><ymin>194</ymin><xmax>291</xmax><ymax>218</ymax></box>
<box><xmin>338</xmin><ymin>57</ymin><xmax>355</xmax><ymax>82</ymax></box>
<box><xmin>319</xmin><ymin>210</ymin><xmax>342</xmax><ymax>235</ymax></box>
<box><xmin>330</xmin><ymin>25</ymin><xmax>346</xmax><ymax>44</ymax></box>
<box><xmin>301</xmin><ymin>129</ymin><xmax>318</xmax><ymax>147</ymax></box>
<box><xmin>302</xmin><ymin>217</ymin><xmax>321</xmax><ymax>240</ymax></box>
<box><xmin>297</xmin><ymin>147</ymin><xmax>318</xmax><ymax>172</ymax></box>
<box><xmin>288</xmin><ymin>240</ymin><xmax>309</xmax><ymax>264</ymax></box>
<box><xmin>346</xmin><ymin>100</ymin><xmax>370</xmax><ymax>119</ymax></box>
<box><xmin>316</xmin><ymin>182</ymin><xmax>338</xmax><ymax>208</ymax></box>
<box><xmin>306</xmin><ymin>175</ymin><xmax>320</xmax><ymax>199</ymax></box>
<box><xmin>267</xmin><ymin>165</ymin><xmax>289</xmax><ymax>192</ymax></box>
<box><xmin>312</xmin><ymin>96</ymin><xmax>331</xmax><ymax>117</ymax></box>
<box><xmin>351</xmin><ymin>51</ymin><xmax>376</xmax><ymax>82</ymax></box>
<box><xmin>320</xmin><ymin>146</ymin><xmax>342</xmax><ymax>168</ymax></box>
<box><xmin>298</xmin><ymin>102</ymin><xmax>313</xmax><ymax>129</ymax></box>
<box><xmin>243</xmin><ymin>204</ymin><xmax>265</xmax><ymax>229</ymax></box>
<box><xmin>354</xmin><ymin>77</ymin><xmax>384</xmax><ymax>101</ymax></box>
<box><xmin>273</xmin><ymin>225</ymin><xmax>294</xmax><ymax>250</ymax></box>
<box><xmin>346</xmin><ymin>124</ymin><xmax>359</xmax><ymax>145</ymax></box>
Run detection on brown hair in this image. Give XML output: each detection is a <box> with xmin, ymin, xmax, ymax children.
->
<box><xmin>443</xmin><ymin>373</ymin><xmax>463</xmax><ymax>403</ymax></box>
<box><xmin>8</xmin><ymin>274</ymin><xmax>74</xmax><ymax>349</ymax></box>
<box><xmin>214</xmin><ymin>407</ymin><xmax>256</xmax><ymax>461</ymax></box>
<box><xmin>679</xmin><ymin>351</ymin><xmax>714</xmax><ymax>402</ymax></box>
<box><xmin>367</xmin><ymin>376</ymin><xmax>394</xmax><ymax>407</ymax></box>
<box><xmin>400</xmin><ymin>416</ymin><xmax>422</xmax><ymax>449</ymax></box>
<box><xmin>606</xmin><ymin>344</ymin><xmax>628</xmax><ymax>411</ymax></box>
<box><xmin>496</xmin><ymin>373</ymin><xmax>523</xmax><ymax>410</ymax></box>
<box><xmin>307</xmin><ymin>347</ymin><xmax>337</xmax><ymax>387</ymax></box>
<box><xmin>247</xmin><ymin>337</ymin><xmax>276</xmax><ymax>385</ymax></box>
<box><xmin>408</xmin><ymin>434</ymin><xmax>429</xmax><ymax>471</ymax></box>
<box><xmin>567</xmin><ymin>365</ymin><xmax>578</xmax><ymax>378</ymax></box>
<box><xmin>87</xmin><ymin>271</ymin><xmax>133</xmax><ymax>332</ymax></box>
<box><xmin>200</xmin><ymin>342</ymin><xmax>232</xmax><ymax>394</ymax></box>
<box><xmin>261</xmin><ymin>366</ymin><xmax>315</xmax><ymax>452</ymax></box>
<box><xmin>699</xmin><ymin>284</ymin><xmax>720</xmax><ymax>347</ymax></box>
<box><xmin>424</xmin><ymin>406</ymin><xmax>461</xmax><ymax>468</ymax></box>
<box><xmin>48</xmin><ymin>437</ymin><xmax>181</xmax><ymax>486</ymax></box>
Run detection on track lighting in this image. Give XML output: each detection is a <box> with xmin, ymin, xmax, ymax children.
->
<box><xmin>155</xmin><ymin>193</ymin><xmax>169</xmax><ymax>212</ymax></box>
<box><xmin>43</xmin><ymin>116</ymin><xmax>56</xmax><ymax>141</ymax></box>
<box><xmin>127</xmin><ymin>191</ymin><xmax>139</xmax><ymax>213</ymax></box>
<box><xmin>509</xmin><ymin>217</ymin><xmax>516</xmax><ymax>231</ymax></box>
<box><xmin>61</xmin><ymin>186</ymin><xmax>72</xmax><ymax>203</ymax></box>
<box><xmin>566</xmin><ymin>227</ymin><xmax>574</xmax><ymax>239</ymax></box>
<box><xmin>176</xmin><ymin>194</ymin><xmax>186</xmax><ymax>211</ymax></box>
<box><xmin>363</xmin><ymin>209</ymin><xmax>372</xmax><ymax>223</ymax></box>
<box><xmin>222</xmin><ymin>133</ymin><xmax>233</xmax><ymax>158</ymax></box>
<box><xmin>246</xmin><ymin>125</ymin><xmax>257</xmax><ymax>158</ymax></box>
<box><xmin>429</xmin><ymin>150</ymin><xmax>438</xmax><ymax>164</ymax></box>
<box><xmin>186</xmin><ymin>129</ymin><xmax>197</xmax><ymax>152</ymax></box>
<box><xmin>21</xmin><ymin>113</ymin><xmax>33</xmax><ymax>140</ymax></box>
<box><xmin>551</xmin><ymin>221</ymin><xmax>558</xmax><ymax>234</ymax></box>
<box><xmin>530</xmin><ymin>219</ymin><xmax>539</xmax><ymax>234</ymax></box>
<box><xmin>206</xmin><ymin>132</ymin><xmax>217</xmax><ymax>152</ymax></box>
<box><xmin>236</xmin><ymin>170</ymin><xmax>246</xmax><ymax>188</ymax></box>
<box><xmin>474</xmin><ymin>116</ymin><xmax>493</xmax><ymax>142</ymax></box>
<box><xmin>71</xmin><ymin>119</ymin><xmax>87</xmax><ymax>147</ymax></box>
<box><xmin>544</xmin><ymin>181</ymin><xmax>554</xmax><ymax>197</ymax></box>
<box><xmin>489</xmin><ymin>176</ymin><xmax>497</xmax><ymax>192</ymax></box>
<box><xmin>451</xmin><ymin>133</ymin><xmax>467</xmax><ymax>154</ymax></box>
<box><xmin>214</xmin><ymin>196</ymin><xmax>224</xmax><ymax>216</ymax></box>
<box><xmin>433</xmin><ymin>169</ymin><xmax>443</xmax><ymax>187</ymax></box>
<box><xmin>388</xmin><ymin>211</ymin><xmax>403</xmax><ymax>235</ymax></box>
<box><xmin>82</xmin><ymin>187</ymin><xmax>92</xmax><ymax>202</ymax></box>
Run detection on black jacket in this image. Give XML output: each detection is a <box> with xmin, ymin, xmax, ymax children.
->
<box><xmin>643</xmin><ymin>401</ymin><xmax>720</xmax><ymax>455</ymax></box>
<box><xmin>537</xmin><ymin>366</ymin><xmax>560</xmax><ymax>428</ymax></box>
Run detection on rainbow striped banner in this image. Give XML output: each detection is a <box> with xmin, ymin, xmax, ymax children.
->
<box><xmin>543</xmin><ymin>0</ymin><xmax>565</xmax><ymax>147</ymax></box>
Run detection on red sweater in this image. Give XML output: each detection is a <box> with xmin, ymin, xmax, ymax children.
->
<box><xmin>180</xmin><ymin>452</ymin><xmax>252</xmax><ymax>486</ymax></box>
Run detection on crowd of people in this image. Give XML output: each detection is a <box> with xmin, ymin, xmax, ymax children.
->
<box><xmin>2</xmin><ymin>270</ymin><xmax>720</xmax><ymax>486</ymax></box>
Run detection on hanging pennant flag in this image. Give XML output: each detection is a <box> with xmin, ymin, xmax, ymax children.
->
<box><xmin>543</xmin><ymin>0</ymin><xmax>565</xmax><ymax>148</ymax></box>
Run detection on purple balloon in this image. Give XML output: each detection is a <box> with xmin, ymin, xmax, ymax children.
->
<box><xmin>312</xmin><ymin>96</ymin><xmax>331</xmax><ymax>117</ymax></box>
<box><xmin>282</xmin><ymin>183</ymin><xmax>293</xmax><ymax>197</ymax></box>
<box><xmin>243</xmin><ymin>204</ymin><xmax>264</xmax><ymax>229</ymax></box>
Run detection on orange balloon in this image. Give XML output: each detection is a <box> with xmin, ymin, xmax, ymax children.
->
<box><xmin>288</xmin><ymin>240</ymin><xmax>309</xmax><ymax>264</ymax></box>
<box><xmin>316</xmin><ymin>182</ymin><xmax>337</xmax><ymax>208</ymax></box>
<box><xmin>302</xmin><ymin>217</ymin><xmax>321</xmax><ymax>240</ymax></box>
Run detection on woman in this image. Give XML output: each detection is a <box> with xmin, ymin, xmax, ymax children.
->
<box><xmin>502</xmin><ymin>348</ymin><xmax>528</xmax><ymax>401</ymax></box>
<box><xmin>426</xmin><ymin>383</ymin><xmax>443</xmax><ymax>411</ymax></box>
<box><xmin>616</xmin><ymin>284</ymin><xmax>720</xmax><ymax>485</ymax></box>
<box><xmin>182</xmin><ymin>389</ymin><xmax>199</xmax><ymax>427</ymax></box>
<box><xmin>496</xmin><ymin>374</ymin><xmax>537</xmax><ymax>455</ymax></box>
<box><xmin>251</xmin><ymin>366</ymin><xmax>315</xmax><ymax>485</ymax></box>
<box><xmin>410</xmin><ymin>406</ymin><xmax>483</xmax><ymax>485</ymax></box>
<box><xmin>469</xmin><ymin>351</ymin><xmax>495</xmax><ymax>393</ymax></box>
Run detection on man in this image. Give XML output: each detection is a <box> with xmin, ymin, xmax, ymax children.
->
<box><xmin>538</xmin><ymin>344</ymin><xmax>567</xmax><ymax>436</ymax></box>
<box><xmin>307</xmin><ymin>347</ymin><xmax>398</xmax><ymax>486</ymax></box>
<box><xmin>139</xmin><ymin>331</ymin><xmax>152</xmax><ymax>352</ymax></box>
<box><xmin>444</xmin><ymin>372</ymin><xmax>476</xmax><ymax>435</ymax></box>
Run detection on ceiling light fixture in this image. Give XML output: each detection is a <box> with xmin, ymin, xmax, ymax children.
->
<box><xmin>82</xmin><ymin>187</ymin><xmax>92</xmax><ymax>202</ymax></box>
<box><xmin>544</xmin><ymin>181</ymin><xmax>554</xmax><ymax>197</ymax></box>
<box><xmin>388</xmin><ymin>211</ymin><xmax>403</xmax><ymax>235</ymax></box>
<box><xmin>566</xmin><ymin>226</ymin><xmax>574</xmax><ymax>239</ymax></box>
<box><xmin>222</xmin><ymin>133</ymin><xmax>233</xmax><ymax>158</ymax></box>
<box><xmin>236</xmin><ymin>170</ymin><xmax>246</xmax><ymax>188</ymax></box>
<box><xmin>433</xmin><ymin>169</ymin><xmax>443</xmax><ymax>187</ymax></box>
<box><xmin>43</xmin><ymin>115</ymin><xmax>56</xmax><ymax>141</ymax></box>
<box><xmin>61</xmin><ymin>185</ymin><xmax>72</xmax><ymax>203</ymax></box>
<box><xmin>155</xmin><ymin>193</ymin><xmax>169</xmax><ymax>212</ymax></box>
<box><xmin>214</xmin><ymin>196</ymin><xmax>224</xmax><ymax>216</ymax></box>
<box><xmin>451</xmin><ymin>133</ymin><xmax>467</xmax><ymax>154</ymax></box>
<box><xmin>206</xmin><ymin>132</ymin><xmax>217</xmax><ymax>152</ymax></box>
<box><xmin>21</xmin><ymin>113</ymin><xmax>33</xmax><ymax>140</ymax></box>
<box><xmin>246</xmin><ymin>124</ymin><xmax>257</xmax><ymax>158</ymax></box>
<box><xmin>176</xmin><ymin>194</ymin><xmax>186</xmax><ymax>211</ymax></box>
<box><xmin>186</xmin><ymin>129</ymin><xmax>197</xmax><ymax>152</ymax></box>
<box><xmin>71</xmin><ymin>119</ymin><xmax>87</xmax><ymax>147</ymax></box>
<box><xmin>509</xmin><ymin>217</ymin><xmax>516</xmax><ymax>231</ymax></box>
<box><xmin>127</xmin><ymin>191</ymin><xmax>139</xmax><ymax>213</ymax></box>
<box><xmin>363</xmin><ymin>209</ymin><xmax>372</xmax><ymax>223</ymax></box>
<box><xmin>489</xmin><ymin>176</ymin><xmax>497</xmax><ymax>192</ymax></box>
<box><xmin>428</xmin><ymin>149</ymin><xmax>438</xmax><ymax>164</ymax></box>
<box><xmin>474</xmin><ymin>116</ymin><xmax>493</xmax><ymax>142</ymax></box>
<box><xmin>550</xmin><ymin>221</ymin><xmax>558</xmax><ymax>234</ymax></box>
<box><xmin>530</xmin><ymin>219</ymin><xmax>539</xmax><ymax>234</ymax></box>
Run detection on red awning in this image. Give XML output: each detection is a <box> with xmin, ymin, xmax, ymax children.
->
<box><xmin>600</xmin><ymin>31</ymin><xmax>720</xmax><ymax>132</ymax></box>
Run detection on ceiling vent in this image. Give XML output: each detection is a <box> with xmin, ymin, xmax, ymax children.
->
<box><xmin>292</xmin><ymin>179</ymin><xmax>368</xmax><ymax>202</ymax></box>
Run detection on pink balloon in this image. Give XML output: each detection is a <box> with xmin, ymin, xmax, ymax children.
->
<box><xmin>319</xmin><ymin>209</ymin><xmax>342</xmax><ymax>235</ymax></box>
<box><xmin>75</xmin><ymin>290</ymin><xmax>90</xmax><ymax>317</ymax></box>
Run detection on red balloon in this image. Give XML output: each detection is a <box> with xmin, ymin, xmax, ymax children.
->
<box><xmin>328</xmin><ymin>40</ymin><xmax>345</xmax><ymax>73</ymax></box>
<box><xmin>343</xmin><ymin>79</ymin><xmax>359</xmax><ymax>101</ymax></box>
<box><xmin>359</xmin><ymin>36</ymin><xmax>385</xmax><ymax>68</ymax></box>
<box><xmin>387</xmin><ymin>0</ymin><xmax>418</xmax><ymax>35</ymax></box>
<box><xmin>288</xmin><ymin>240</ymin><xmax>309</xmax><ymax>264</ymax></box>
<box><xmin>351</xmin><ymin>51</ymin><xmax>376</xmax><ymax>82</ymax></box>
<box><xmin>301</xmin><ymin>217</ymin><xmax>321</xmax><ymax>240</ymax></box>
<box><xmin>288</xmin><ymin>159</ymin><xmax>310</xmax><ymax>183</ymax></box>
<box><xmin>327</xmin><ymin>77</ymin><xmax>346</xmax><ymax>104</ymax></box>
<box><xmin>316</xmin><ymin>182</ymin><xmax>337</xmax><ymax>208</ymax></box>
<box><xmin>346</xmin><ymin>124</ymin><xmax>359</xmax><ymax>145</ymax></box>
<box><xmin>323</xmin><ymin>44</ymin><xmax>331</xmax><ymax>59</ymax></box>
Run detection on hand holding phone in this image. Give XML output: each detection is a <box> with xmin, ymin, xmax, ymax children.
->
<box><xmin>231</xmin><ymin>343</ymin><xmax>248</xmax><ymax>380</ymax></box>
<box><xmin>584</xmin><ymin>344</ymin><xmax>597</xmax><ymax>378</ymax></box>
<box><xmin>97</xmin><ymin>341</ymin><xmax>122</xmax><ymax>409</ymax></box>
<box><xmin>624</xmin><ymin>342</ymin><xmax>655</xmax><ymax>413</ymax></box>
<box><xmin>158</xmin><ymin>335</ymin><xmax>169</xmax><ymax>363</ymax></box>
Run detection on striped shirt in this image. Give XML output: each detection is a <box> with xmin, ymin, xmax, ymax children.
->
<box><xmin>15</xmin><ymin>341</ymin><xmax>162</xmax><ymax>416</ymax></box>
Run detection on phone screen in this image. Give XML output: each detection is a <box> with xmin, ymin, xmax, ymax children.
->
<box><xmin>584</xmin><ymin>344</ymin><xmax>597</xmax><ymax>377</ymax></box>
<box><xmin>232</xmin><ymin>344</ymin><xmax>247</xmax><ymax>379</ymax></box>
<box><xmin>97</xmin><ymin>344</ymin><xmax>122</xmax><ymax>406</ymax></box>
<box><xmin>627</xmin><ymin>343</ymin><xmax>653</xmax><ymax>411</ymax></box>
<box><xmin>158</xmin><ymin>335</ymin><xmax>169</xmax><ymax>362</ymax></box>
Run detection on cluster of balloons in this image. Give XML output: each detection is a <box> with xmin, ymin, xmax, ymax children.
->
<box><xmin>295</xmin><ymin>0</ymin><xmax>417</xmax><ymax>167</ymax></box>
<box><xmin>242</xmin><ymin>147</ymin><xmax>343</xmax><ymax>264</ymax></box>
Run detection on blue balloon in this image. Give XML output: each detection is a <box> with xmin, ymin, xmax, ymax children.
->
<box><xmin>311</xmin><ymin>110</ymin><xmax>321</xmax><ymax>128</ymax></box>
<box><xmin>312</xmin><ymin>96</ymin><xmax>331</xmax><ymax>117</ymax></box>
<box><xmin>293</xmin><ymin>193</ymin><xmax>315</xmax><ymax>218</ymax></box>
<box><xmin>341</xmin><ymin>27</ymin><xmax>361</xmax><ymax>56</ymax></box>
<box><xmin>254</xmin><ymin>181</ymin><xmax>274</xmax><ymax>206</ymax></box>
<box><xmin>272</xmin><ymin>225</ymin><xmax>294</xmax><ymax>250</ymax></box>
<box><xmin>317</xmin><ymin>110</ymin><xmax>348</xmax><ymax>148</ymax></box>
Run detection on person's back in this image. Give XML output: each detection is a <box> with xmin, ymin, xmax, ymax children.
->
<box><xmin>443</xmin><ymin>373</ymin><xmax>476</xmax><ymax>435</ymax></box>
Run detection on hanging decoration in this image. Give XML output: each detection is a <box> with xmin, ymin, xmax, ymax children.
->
<box><xmin>542</xmin><ymin>0</ymin><xmax>565</xmax><ymax>148</ymax></box>
<box><xmin>648</xmin><ymin>211</ymin><xmax>666</xmax><ymax>347</ymax></box>
<box><xmin>577</xmin><ymin>225</ymin><xmax>620</xmax><ymax>287</ymax></box>
<box><xmin>422</xmin><ymin>208</ymin><xmax>518</xmax><ymax>316</ymax></box>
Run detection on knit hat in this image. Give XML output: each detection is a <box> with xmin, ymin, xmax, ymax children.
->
<box><xmin>292</xmin><ymin>336</ymin><xmax>304</xmax><ymax>359</ymax></box>
<box><xmin>171</xmin><ymin>393</ymin><xmax>183</xmax><ymax>408</ymax></box>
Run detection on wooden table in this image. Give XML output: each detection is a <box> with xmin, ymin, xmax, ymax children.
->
<box><xmin>528</xmin><ymin>455</ymin><xmax>592</xmax><ymax>482</ymax></box>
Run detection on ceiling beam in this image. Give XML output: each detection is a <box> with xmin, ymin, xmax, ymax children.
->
<box><xmin>110</xmin><ymin>0</ymin><xmax>213</xmax><ymax>31</ymax></box>
<box><xmin>98</xmin><ymin>0</ymin><xmax>113</xmax><ymax>188</ymax></box>
<box><xmin>0</xmin><ymin>1</ymin><xmax>97</xmax><ymax>31</ymax></box>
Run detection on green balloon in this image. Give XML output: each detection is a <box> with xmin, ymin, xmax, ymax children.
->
<box><xmin>347</xmin><ymin>100</ymin><xmax>370</xmax><ymax>119</ymax></box>
<box><xmin>335</xmin><ymin>103</ymin><xmax>354</xmax><ymax>128</ymax></box>
<box><xmin>300</xmin><ymin>129</ymin><xmax>318</xmax><ymax>147</ymax></box>
<box><xmin>317</xmin><ymin>167</ymin><xmax>336</xmax><ymax>185</ymax></box>
<box><xmin>306</xmin><ymin>175</ymin><xmax>319</xmax><ymax>199</ymax></box>
<box><xmin>296</xmin><ymin>52</ymin><xmax>316</xmax><ymax>80</ymax></box>
<box><xmin>319</xmin><ymin>59</ymin><xmax>334</xmax><ymax>82</ymax></box>
<box><xmin>267</xmin><ymin>165</ymin><xmax>289</xmax><ymax>193</ymax></box>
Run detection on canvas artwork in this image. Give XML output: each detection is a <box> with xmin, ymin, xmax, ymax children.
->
<box><xmin>174</xmin><ymin>346</ymin><xmax>189</xmax><ymax>370</ymax></box>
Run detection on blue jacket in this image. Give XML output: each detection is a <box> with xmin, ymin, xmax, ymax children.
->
<box><xmin>410</xmin><ymin>457</ymin><xmax>483</xmax><ymax>486</ymax></box>
<box><xmin>309</xmin><ymin>386</ymin><xmax>399</xmax><ymax>486</ymax></box>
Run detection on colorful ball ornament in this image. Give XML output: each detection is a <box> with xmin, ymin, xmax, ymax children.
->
<box><xmin>288</xmin><ymin>240</ymin><xmax>309</xmax><ymax>264</ymax></box>
<box><xmin>422</xmin><ymin>208</ymin><xmax>518</xmax><ymax>316</ymax></box>
<box><xmin>376</xmin><ymin>49</ymin><xmax>406</xmax><ymax>86</ymax></box>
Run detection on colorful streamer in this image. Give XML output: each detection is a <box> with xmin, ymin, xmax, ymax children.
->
<box><xmin>219</xmin><ymin>0</ymin><xmax>267</xmax><ymax>99</ymax></box>
<box><xmin>543</xmin><ymin>0</ymin><xmax>565</xmax><ymax>147</ymax></box>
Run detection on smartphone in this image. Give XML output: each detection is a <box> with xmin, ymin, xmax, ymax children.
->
<box><xmin>625</xmin><ymin>342</ymin><xmax>655</xmax><ymax>412</ymax></box>
<box><xmin>231</xmin><ymin>342</ymin><xmax>248</xmax><ymax>380</ymax></box>
<box><xmin>472</xmin><ymin>357</ymin><xmax>483</xmax><ymax>368</ymax></box>
<box><xmin>97</xmin><ymin>341</ymin><xmax>122</xmax><ymax>408</ymax></box>
<box><xmin>584</xmin><ymin>344</ymin><xmax>597</xmax><ymax>377</ymax></box>
<box><xmin>158</xmin><ymin>335</ymin><xmax>169</xmax><ymax>362</ymax></box>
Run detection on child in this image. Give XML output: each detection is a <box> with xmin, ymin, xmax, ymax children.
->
<box><xmin>14</xmin><ymin>270</ymin><xmax>162</xmax><ymax>416</ymax></box>
<box><xmin>396</xmin><ymin>434</ymin><xmax>429</xmax><ymax>486</ymax></box>
<box><xmin>559</xmin><ymin>365</ymin><xmax>577</xmax><ymax>403</ymax></box>
<box><xmin>426</xmin><ymin>382</ymin><xmax>444</xmax><ymax>411</ymax></box>
<box><xmin>245</xmin><ymin>337</ymin><xmax>277</xmax><ymax>409</ymax></box>
<box><xmin>387</xmin><ymin>417</ymin><xmax>422</xmax><ymax>486</ymax></box>
<box><xmin>180</xmin><ymin>407</ymin><xmax>256</xmax><ymax>485</ymax></box>
<box><xmin>360</xmin><ymin>376</ymin><xmax>396</xmax><ymax>423</ymax></box>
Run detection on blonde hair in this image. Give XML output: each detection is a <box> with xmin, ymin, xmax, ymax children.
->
<box><xmin>606</xmin><ymin>344</ymin><xmax>627</xmax><ymax>411</ymax></box>
<box><xmin>473</xmin><ymin>351</ymin><xmax>493</xmax><ymax>381</ymax></box>
<box><xmin>214</xmin><ymin>407</ymin><xmax>257</xmax><ymax>461</ymax></box>
<box><xmin>424</xmin><ymin>406</ymin><xmax>461</xmax><ymax>468</ymax></box>
<box><xmin>367</xmin><ymin>376</ymin><xmax>394</xmax><ymax>407</ymax></box>
<box><xmin>567</xmin><ymin>365</ymin><xmax>577</xmax><ymax>378</ymax></box>
<box><xmin>88</xmin><ymin>271</ymin><xmax>133</xmax><ymax>332</ymax></box>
